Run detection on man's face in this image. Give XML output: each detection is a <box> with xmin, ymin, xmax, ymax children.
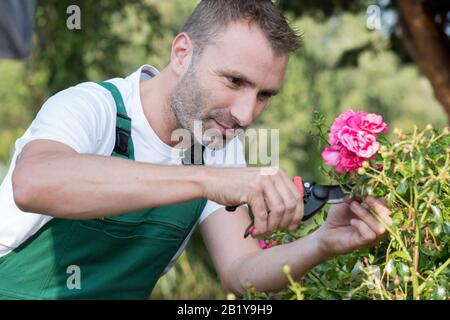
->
<box><xmin>169</xmin><ymin>20</ymin><xmax>289</xmax><ymax>148</ymax></box>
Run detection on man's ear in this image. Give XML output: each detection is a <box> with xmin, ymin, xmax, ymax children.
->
<box><xmin>170</xmin><ymin>32</ymin><xmax>193</xmax><ymax>77</ymax></box>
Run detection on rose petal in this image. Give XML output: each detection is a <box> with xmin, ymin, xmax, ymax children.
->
<box><xmin>322</xmin><ymin>146</ymin><xmax>341</xmax><ymax>166</ymax></box>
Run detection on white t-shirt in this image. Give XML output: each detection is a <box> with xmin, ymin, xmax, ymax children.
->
<box><xmin>0</xmin><ymin>64</ymin><xmax>246</xmax><ymax>273</ymax></box>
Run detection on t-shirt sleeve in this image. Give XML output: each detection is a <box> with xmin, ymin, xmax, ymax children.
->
<box><xmin>198</xmin><ymin>137</ymin><xmax>247</xmax><ymax>224</ymax></box>
<box><xmin>14</xmin><ymin>83</ymin><xmax>115</xmax><ymax>157</ymax></box>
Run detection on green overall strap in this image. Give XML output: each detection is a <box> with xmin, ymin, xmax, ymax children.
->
<box><xmin>98</xmin><ymin>81</ymin><xmax>135</xmax><ymax>160</ymax></box>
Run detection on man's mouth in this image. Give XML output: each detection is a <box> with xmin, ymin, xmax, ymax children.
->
<box><xmin>212</xmin><ymin>119</ymin><xmax>232</xmax><ymax>135</ymax></box>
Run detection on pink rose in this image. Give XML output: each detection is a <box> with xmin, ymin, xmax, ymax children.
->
<box><xmin>321</xmin><ymin>145</ymin><xmax>365</xmax><ymax>173</ymax></box>
<box><xmin>329</xmin><ymin>110</ymin><xmax>387</xmax><ymax>144</ymax></box>
<box><xmin>346</xmin><ymin>111</ymin><xmax>367</xmax><ymax>130</ymax></box>
<box><xmin>339</xmin><ymin>148</ymin><xmax>365</xmax><ymax>172</ymax></box>
<box><xmin>338</xmin><ymin>126</ymin><xmax>380</xmax><ymax>158</ymax></box>
<box><xmin>323</xmin><ymin>109</ymin><xmax>387</xmax><ymax>175</ymax></box>
<box><xmin>347</xmin><ymin>112</ymin><xmax>387</xmax><ymax>134</ymax></box>
<box><xmin>329</xmin><ymin>109</ymin><xmax>355</xmax><ymax>145</ymax></box>
<box><xmin>361</xmin><ymin>113</ymin><xmax>388</xmax><ymax>133</ymax></box>
<box><xmin>322</xmin><ymin>146</ymin><xmax>341</xmax><ymax>167</ymax></box>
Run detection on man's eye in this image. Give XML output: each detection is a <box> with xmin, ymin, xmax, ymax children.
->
<box><xmin>227</xmin><ymin>77</ymin><xmax>243</xmax><ymax>87</ymax></box>
<box><xmin>258</xmin><ymin>92</ymin><xmax>272</xmax><ymax>100</ymax></box>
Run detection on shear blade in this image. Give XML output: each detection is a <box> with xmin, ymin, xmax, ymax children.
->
<box><xmin>325</xmin><ymin>185</ymin><xmax>349</xmax><ymax>204</ymax></box>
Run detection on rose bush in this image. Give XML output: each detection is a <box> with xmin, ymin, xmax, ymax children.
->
<box><xmin>246</xmin><ymin>111</ymin><xmax>449</xmax><ymax>300</ymax></box>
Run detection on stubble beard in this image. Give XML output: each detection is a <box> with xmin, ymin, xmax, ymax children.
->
<box><xmin>168</xmin><ymin>63</ymin><xmax>222</xmax><ymax>148</ymax></box>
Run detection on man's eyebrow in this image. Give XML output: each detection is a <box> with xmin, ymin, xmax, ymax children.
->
<box><xmin>218</xmin><ymin>69</ymin><xmax>279</xmax><ymax>96</ymax></box>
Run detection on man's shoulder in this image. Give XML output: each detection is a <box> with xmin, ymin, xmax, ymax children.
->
<box><xmin>42</xmin><ymin>76</ymin><xmax>135</xmax><ymax>118</ymax></box>
<box><xmin>38</xmin><ymin>82</ymin><xmax>114</xmax><ymax>122</ymax></box>
<box><xmin>47</xmin><ymin>65</ymin><xmax>150</xmax><ymax>117</ymax></box>
<box><xmin>72</xmin><ymin>78</ymin><xmax>132</xmax><ymax>102</ymax></box>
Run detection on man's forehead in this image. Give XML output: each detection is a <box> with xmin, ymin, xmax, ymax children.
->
<box><xmin>205</xmin><ymin>21</ymin><xmax>288</xmax><ymax>87</ymax></box>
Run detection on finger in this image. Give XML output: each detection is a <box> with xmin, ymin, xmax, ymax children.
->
<box><xmin>288</xmin><ymin>188</ymin><xmax>304</xmax><ymax>231</ymax></box>
<box><xmin>365</xmin><ymin>197</ymin><xmax>393</xmax><ymax>227</ymax></box>
<box><xmin>350</xmin><ymin>218</ymin><xmax>377</xmax><ymax>243</ymax></box>
<box><xmin>260</xmin><ymin>176</ymin><xmax>285</xmax><ymax>231</ymax></box>
<box><xmin>350</xmin><ymin>201</ymin><xmax>386</xmax><ymax>235</ymax></box>
<box><xmin>280</xmin><ymin>173</ymin><xmax>304</xmax><ymax>231</ymax></box>
<box><xmin>288</xmin><ymin>200</ymin><xmax>304</xmax><ymax>232</ymax></box>
<box><xmin>272</xmin><ymin>173</ymin><xmax>297</xmax><ymax>229</ymax></box>
<box><xmin>249</xmin><ymin>192</ymin><xmax>268</xmax><ymax>237</ymax></box>
<box><xmin>288</xmin><ymin>176</ymin><xmax>304</xmax><ymax>231</ymax></box>
<box><xmin>280</xmin><ymin>171</ymin><xmax>302</xmax><ymax>200</ymax></box>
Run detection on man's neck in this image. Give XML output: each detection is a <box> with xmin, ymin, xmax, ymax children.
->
<box><xmin>139</xmin><ymin>67</ymin><xmax>191</xmax><ymax>149</ymax></box>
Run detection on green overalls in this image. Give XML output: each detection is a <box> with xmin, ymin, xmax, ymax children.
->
<box><xmin>0</xmin><ymin>82</ymin><xmax>207</xmax><ymax>299</ymax></box>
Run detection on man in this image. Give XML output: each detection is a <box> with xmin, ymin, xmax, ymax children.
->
<box><xmin>0</xmin><ymin>0</ymin><xmax>392</xmax><ymax>299</ymax></box>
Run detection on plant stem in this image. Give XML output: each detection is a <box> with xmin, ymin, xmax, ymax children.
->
<box><xmin>370</xmin><ymin>209</ymin><xmax>412</xmax><ymax>262</ymax></box>
<box><xmin>412</xmin><ymin>246</ymin><xmax>419</xmax><ymax>299</ymax></box>
<box><xmin>417</xmin><ymin>257</ymin><xmax>450</xmax><ymax>294</ymax></box>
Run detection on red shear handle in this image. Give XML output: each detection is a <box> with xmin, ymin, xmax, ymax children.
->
<box><xmin>293</xmin><ymin>176</ymin><xmax>304</xmax><ymax>197</ymax></box>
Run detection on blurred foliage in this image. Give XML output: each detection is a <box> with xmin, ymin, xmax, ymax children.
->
<box><xmin>0</xmin><ymin>0</ymin><xmax>447</xmax><ymax>299</ymax></box>
<box><xmin>29</xmin><ymin>0</ymin><xmax>162</xmax><ymax>113</ymax></box>
<box><xmin>278</xmin><ymin>0</ymin><xmax>370</xmax><ymax>20</ymax></box>
<box><xmin>279</xmin><ymin>0</ymin><xmax>450</xmax><ymax>65</ymax></box>
<box><xmin>0</xmin><ymin>61</ymin><xmax>34</xmax><ymax>174</ymax></box>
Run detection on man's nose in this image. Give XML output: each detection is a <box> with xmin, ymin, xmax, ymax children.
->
<box><xmin>230</xmin><ymin>94</ymin><xmax>257</xmax><ymax>128</ymax></box>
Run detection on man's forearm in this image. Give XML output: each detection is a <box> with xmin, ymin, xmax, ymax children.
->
<box><xmin>228</xmin><ymin>230</ymin><xmax>333</xmax><ymax>295</ymax></box>
<box><xmin>12</xmin><ymin>152</ymin><xmax>208</xmax><ymax>219</ymax></box>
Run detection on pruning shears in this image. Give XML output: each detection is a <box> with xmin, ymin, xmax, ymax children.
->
<box><xmin>225</xmin><ymin>176</ymin><xmax>350</xmax><ymax>238</ymax></box>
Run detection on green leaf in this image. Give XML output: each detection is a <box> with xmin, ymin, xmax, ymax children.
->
<box><xmin>377</xmin><ymin>134</ymin><xmax>389</xmax><ymax>146</ymax></box>
<box><xmin>396</xmin><ymin>180</ymin><xmax>409</xmax><ymax>195</ymax></box>
<box><xmin>432</xmin><ymin>182</ymin><xmax>441</xmax><ymax>196</ymax></box>
<box><xmin>444</xmin><ymin>222</ymin><xmax>450</xmax><ymax>236</ymax></box>
<box><xmin>431</xmin><ymin>223</ymin><xmax>443</xmax><ymax>237</ymax></box>
<box><xmin>392</xmin><ymin>214</ymin><xmax>403</xmax><ymax>227</ymax></box>
<box><xmin>443</xmin><ymin>198</ymin><xmax>450</xmax><ymax>207</ymax></box>
<box><xmin>396</xmin><ymin>262</ymin><xmax>410</xmax><ymax>276</ymax></box>
<box><xmin>431</xmin><ymin>205</ymin><xmax>443</xmax><ymax>226</ymax></box>
<box><xmin>391</xmin><ymin>251</ymin><xmax>410</xmax><ymax>262</ymax></box>
<box><xmin>428</xmin><ymin>141</ymin><xmax>446</xmax><ymax>160</ymax></box>
<box><xmin>386</xmin><ymin>193</ymin><xmax>395</xmax><ymax>206</ymax></box>
<box><xmin>281</xmin><ymin>234</ymin><xmax>295</xmax><ymax>244</ymax></box>
<box><xmin>365</xmin><ymin>185</ymin><xmax>374</xmax><ymax>196</ymax></box>
<box><xmin>432</xmin><ymin>286</ymin><xmax>447</xmax><ymax>300</ymax></box>
<box><xmin>385</xmin><ymin>260</ymin><xmax>396</xmax><ymax>276</ymax></box>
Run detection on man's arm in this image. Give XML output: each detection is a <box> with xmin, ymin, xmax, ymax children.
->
<box><xmin>12</xmin><ymin>139</ymin><xmax>207</xmax><ymax>219</ymax></box>
<box><xmin>12</xmin><ymin>139</ymin><xmax>306</xmax><ymax>237</ymax></box>
<box><xmin>200</xmin><ymin>198</ymin><xmax>392</xmax><ymax>295</ymax></box>
<box><xmin>200</xmin><ymin>206</ymin><xmax>328</xmax><ymax>294</ymax></box>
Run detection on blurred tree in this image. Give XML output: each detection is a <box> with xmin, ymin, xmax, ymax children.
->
<box><xmin>278</xmin><ymin>0</ymin><xmax>450</xmax><ymax>119</ymax></box>
<box><xmin>395</xmin><ymin>0</ymin><xmax>450</xmax><ymax>120</ymax></box>
<box><xmin>0</xmin><ymin>61</ymin><xmax>33</xmax><ymax>166</ymax></box>
<box><xmin>28</xmin><ymin>0</ymin><xmax>162</xmax><ymax>114</ymax></box>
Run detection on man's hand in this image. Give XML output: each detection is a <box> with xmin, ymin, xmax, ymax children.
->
<box><xmin>202</xmin><ymin>167</ymin><xmax>304</xmax><ymax>236</ymax></box>
<box><xmin>314</xmin><ymin>196</ymin><xmax>393</xmax><ymax>258</ymax></box>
